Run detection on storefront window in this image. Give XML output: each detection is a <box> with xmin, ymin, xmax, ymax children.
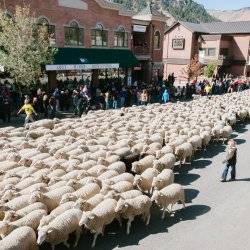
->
<box><xmin>91</xmin><ymin>24</ymin><xmax>108</xmax><ymax>47</ymax></box>
<box><xmin>65</xmin><ymin>21</ymin><xmax>84</xmax><ymax>46</ymax></box>
<box><xmin>154</xmin><ymin>31</ymin><xmax>160</xmax><ymax>49</ymax></box>
<box><xmin>114</xmin><ymin>27</ymin><xmax>128</xmax><ymax>47</ymax></box>
<box><xmin>207</xmin><ymin>48</ymin><xmax>216</xmax><ymax>56</ymax></box>
<box><xmin>37</xmin><ymin>17</ymin><xmax>56</xmax><ymax>45</ymax></box>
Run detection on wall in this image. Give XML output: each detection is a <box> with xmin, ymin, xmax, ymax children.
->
<box><xmin>163</xmin><ymin>24</ymin><xmax>194</xmax><ymax>61</ymax></box>
<box><xmin>231</xmin><ymin>35</ymin><xmax>250</xmax><ymax>61</ymax></box>
<box><xmin>1</xmin><ymin>0</ymin><xmax>132</xmax><ymax>48</ymax></box>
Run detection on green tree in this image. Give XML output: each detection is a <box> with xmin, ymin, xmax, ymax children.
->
<box><xmin>204</xmin><ymin>61</ymin><xmax>218</xmax><ymax>78</ymax></box>
<box><xmin>0</xmin><ymin>5</ymin><xmax>57</xmax><ymax>86</ymax></box>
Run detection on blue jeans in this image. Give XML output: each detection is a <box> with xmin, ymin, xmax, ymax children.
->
<box><xmin>222</xmin><ymin>163</ymin><xmax>236</xmax><ymax>180</ymax></box>
<box><xmin>113</xmin><ymin>100</ymin><xmax>118</xmax><ymax>109</ymax></box>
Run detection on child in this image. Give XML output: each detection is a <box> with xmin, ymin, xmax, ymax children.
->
<box><xmin>17</xmin><ymin>99</ymin><xmax>37</xmax><ymax>127</ymax></box>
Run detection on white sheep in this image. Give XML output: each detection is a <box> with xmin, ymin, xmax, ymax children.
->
<box><xmin>102</xmin><ymin>172</ymin><xmax>134</xmax><ymax>185</ymax></box>
<box><xmin>0</xmin><ymin>226</ymin><xmax>38</xmax><ymax>250</ymax></box>
<box><xmin>131</xmin><ymin>155</ymin><xmax>156</xmax><ymax>174</ymax></box>
<box><xmin>151</xmin><ymin>183</ymin><xmax>185</xmax><ymax>219</ymax></box>
<box><xmin>16</xmin><ymin>202</ymin><xmax>48</xmax><ymax>217</ymax></box>
<box><xmin>153</xmin><ymin>153</ymin><xmax>176</xmax><ymax>172</ymax></box>
<box><xmin>133</xmin><ymin>168</ymin><xmax>159</xmax><ymax>194</ymax></box>
<box><xmin>107</xmin><ymin>161</ymin><xmax>126</xmax><ymax>174</ymax></box>
<box><xmin>75</xmin><ymin>194</ymin><xmax>105</xmax><ymax>211</ymax></box>
<box><xmin>152</xmin><ymin>169</ymin><xmax>174</xmax><ymax>190</ymax></box>
<box><xmin>101</xmin><ymin>181</ymin><xmax>133</xmax><ymax>195</ymax></box>
<box><xmin>115</xmin><ymin>195</ymin><xmax>151</xmax><ymax>234</ymax></box>
<box><xmin>79</xmin><ymin>199</ymin><xmax>117</xmax><ymax>248</ymax></box>
<box><xmin>175</xmin><ymin>142</ymin><xmax>193</xmax><ymax>166</ymax></box>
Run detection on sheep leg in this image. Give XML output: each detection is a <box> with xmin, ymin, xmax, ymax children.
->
<box><xmin>91</xmin><ymin>233</ymin><xmax>99</xmax><ymax>248</ymax></box>
<box><xmin>181</xmin><ymin>199</ymin><xmax>186</xmax><ymax>209</ymax></box>
<box><xmin>126</xmin><ymin>218</ymin><xmax>133</xmax><ymax>235</ymax></box>
<box><xmin>63</xmin><ymin>240</ymin><xmax>70</xmax><ymax>248</ymax></box>
<box><xmin>73</xmin><ymin>229</ymin><xmax>82</xmax><ymax>247</ymax></box>
<box><xmin>146</xmin><ymin>212</ymin><xmax>151</xmax><ymax>225</ymax></box>
<box><xmin>161</xmin><ymin>208</ymin><xmax>166</xmax><ymax>219</ymax></box>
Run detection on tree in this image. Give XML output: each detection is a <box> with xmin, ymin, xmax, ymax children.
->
<box><xmin>182</xmin><ymin>55</ymin><xmax>203</xmax><ymax>81</ymax></box>
<box><xmin>204</xmin><ymin>61</ymin><xmax>218</xmax><ymax>78</ymax></box>
<box><xmin>0</xmin><ymin>5</ymin><xmax>57</xmax><ymax>86</ymax></box>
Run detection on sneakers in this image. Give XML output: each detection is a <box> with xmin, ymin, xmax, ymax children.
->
<box><xmin>220</xmin><ymin>179</ymin><xmax>226</xmax><ymax>182</ymax></box>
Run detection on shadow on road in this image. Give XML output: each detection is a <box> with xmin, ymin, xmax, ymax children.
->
<box><xmin>234</xmin><ymin>138</ymin><xmax>246</xmax><ymax>145</ymax></box>
<box><xmin>175</xmin><ymin>172</ymin><xmax>201</xmax><ymax>186</ymax></box>
<box><xmin>185</xmin><ymin>188</ymin><xmax>200</xmax><ymax>203</ymax></box>
<box><xmin>235</xmin><ymin>178</ymin><xmax>250</xmax><ymax>182</ymax></box>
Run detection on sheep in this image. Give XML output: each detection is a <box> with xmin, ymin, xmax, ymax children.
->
<box><xmin>60</xmin><ymin>183</ymin><xmax>100</xmax><ymax>204</ymax></box>
<box><xmin>79</xmin><ymin>199</ymin><xmax>117</xmax><ymax>248</ymax></box>
<box><xmin>155</xmin><ymin>145</ymin><xmax>174</xmax><ymax>159</ymax></box>
<box><xmin>0</xmin><ymin>209</ymin><xmax>47</xmax><ymax>237</ymax></box>
<box><xmin>16</xmin><ymin>202</ymin><xmax>48</xmax><ymax>217</ymax></box>
<box><xmin>151</xmin><ymin>183</ymin><xmax>185</xmax><ymax>219</ymax></box>
<box><xmin>102</xmin><ymin>172</ymin><xmax>134</xmax><ymax>185</ymax></box>
<box><xmin>152</xmin><ymin>169</ymin><xmax>174</xmax><ymax>190</ymax></box>
<box><xmin>19</xmin><ymin>182</ymin><xmax>48</xmax><ymax>195</ymax></box>
<box><xmin>115</xmin><ymin>195</ymin><xmax>152</xmax><ymax>234</ymax></box>
<box><xmin>0</xmin><ymin>226</ymin><xmax>38</xmax><ymax>250</ymax></box>
<box><xmin>75</xmin><ymin>194</ymin><xmax>105</xmax><ymax>211</ymax></box>
<box><xmin>200</xmin><ymin>131</ymin><xmax>212</xmax><ymax>150</ymax></box>
<box><xmin>29</xmin><ymin>186</ymin><xmax>75</xmax><ymax>212</ymax></box>
<box><xmin>87</xmin><ymin>165</ymin><xmax>107</xmax><ymax>177</ymax></box>
<box><xmin>153</xmin><ymin>153</ymin><xmax>176</xmax><ymax>172</ymax></box>
<box><xmin>106</xmin><ymin>189</ymin><xmax>143</xmax><ymax>201</ymax></box>
<box><xmin>188</xmin><ymin>135</ymin><xmax>203</xmax><ymax>151</ymax></box>
<box><xmin>175</xmin><ymin>142</ymin><xmax>193</xmax><ymax>166</ymax></box>
<box><xmin>4</xmin><ymin>194</ymin><xmax>34</xmax><ymax>211</ymax></box>
<box><xmin>220</xmin><ymin>125</ymin><xmax>233</xmax><ymax>142</ymax></box>
<box><xmin>101</xmin><ymin>181</ymin><xmax>133</xmax><ymax>195</ymax></box>
<box><xmin>131</xmin><ymin>155</ymin><xmax>156</xmax><ymax>174</ymax></box>
<box><xmin>98</xmin><ymin>170</ymin><xmax>119</xmax><ymax>181</ymax></box>
<box><xmin>78</xmin><ymin>160</ymin><xmax>97</xmax><ymax>171</ymax></box>
<box><xmin>133</xmin><ymin>168</ymin><xmax>159</xmax><ymax>194</ymax></box>
<box><xmin>107</xmin><ymin>161</ymin><xmax>126</xmax><ymax>174</ymax></box>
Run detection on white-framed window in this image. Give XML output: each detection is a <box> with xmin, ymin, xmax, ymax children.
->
<box><xmin>64</xmin><ymin>21</ymin><xmax>84</xmax><ymax>46</ymax></box>
<box><xmin>114</xmin><ymin>27</ymin><xmax>128</xmax><ymax>47</ymax></box>
<box><xmin>91</xmin><ymin>23</ymin><xmax>108</xmax><ymax>47</ymax></box>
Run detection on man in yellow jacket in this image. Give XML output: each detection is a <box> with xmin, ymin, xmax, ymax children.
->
<box><xmin>17</xmin><ymin>99</ymin><xmax>37</xmax><ymax>127</ymax></box>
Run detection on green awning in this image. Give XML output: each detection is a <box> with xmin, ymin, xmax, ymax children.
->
<box><xmin>46</xmin><ymin>47</ymin><xmax>138</xmax><ymax>71</ymax></box>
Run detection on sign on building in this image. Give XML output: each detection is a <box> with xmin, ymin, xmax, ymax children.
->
<box><xmin>172</xmin><ymin>38</ymin><xmax>185</xmax><ymax>50</ymax></box>
<box><xmin>133</xmin><ymin>25</ymin><xmax>147</xmax><ymax>33</ymax></box>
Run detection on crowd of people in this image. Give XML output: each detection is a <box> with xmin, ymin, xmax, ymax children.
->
<box><xmin>0</xmin><ymin>75</ymin><xmax>250</xmax><ymax>125</ymax></box>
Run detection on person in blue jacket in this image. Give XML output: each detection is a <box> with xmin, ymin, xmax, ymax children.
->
<box><xmin>162</xmin><ymin>89</ymin><xmax>170</xmax><ymax>104</ymax></box>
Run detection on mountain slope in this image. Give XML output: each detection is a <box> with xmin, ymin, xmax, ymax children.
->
<box><xmin>208</xmin><ymin>7</ymin><xmax>250</xmax><ymax>22</ymax></box>
<box><xmin>113</xmin><ymin>0</ymin><xmax>218</xmax><ymax>23</ymax></box>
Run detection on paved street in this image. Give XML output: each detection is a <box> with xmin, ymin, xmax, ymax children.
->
<box><xmin>41</xmin><ymin>123</ymin><xmax>250</xmax><ymax>250</ymax></box>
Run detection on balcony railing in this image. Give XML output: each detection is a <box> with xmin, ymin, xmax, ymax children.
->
<box><xmin>133</xmin><ymin>46</ymin><xmax>150</xmax><ymax>55</ymax></box>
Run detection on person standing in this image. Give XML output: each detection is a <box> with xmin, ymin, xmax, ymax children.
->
<box><xmin>140</xmin><ymin>89</ymin><xmax>148</xmax><ymax>105</ymax></box>
<box><xmin>221</xmin><ymin>139</ymin><xmax>237</xmax><ymax>182</ymax></box>
<box><xmin>17</xmin><ymin>99</ymin><xmax>37</xmax><ymax>127</ymax></box>
<box><xmin>162</xmin><ymin>89</ymin><xmax>170</xmax><ymax>104</ymax></box>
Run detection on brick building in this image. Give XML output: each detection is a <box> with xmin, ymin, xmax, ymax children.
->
<box><xmin>1</xmin><ymin>0</ymin><xmax>167</xmax><ymax>86</ymax></box>
<box><xmin>163</xmin><ymin>21</ymin><xmax>250</xmax><ymax>83</ymax></box>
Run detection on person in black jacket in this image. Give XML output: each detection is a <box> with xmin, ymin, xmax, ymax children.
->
<box><xmin>221</xmin><ymin>139</ymin><xmax>237</xmax><ymax>182</ymax></box>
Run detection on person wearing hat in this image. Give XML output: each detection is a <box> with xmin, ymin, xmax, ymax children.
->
<box><xmin>221</xmin><ymin>139</ymin><xmax>237</xmax><ymax>182</ymax></box>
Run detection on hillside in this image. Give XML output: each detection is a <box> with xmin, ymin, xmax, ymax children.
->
<box><xmin>208</xmin><ymin>7</ymin><xmax>250</xmax><ymax>22</ymax></box>
<box><xmin>112</xmin><ymin>0</ymin><xmax>218</xmax><ymax>23</ymax></box>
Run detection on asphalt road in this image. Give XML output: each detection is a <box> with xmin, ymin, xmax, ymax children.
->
<box><xmin>40</xmin><ymin>123</ymin><xmax>250</xmax><ymax>250</ymax></box>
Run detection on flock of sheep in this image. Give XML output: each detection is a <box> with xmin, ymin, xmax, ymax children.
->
<box><xmin>0</xmin><ymin>90</ymin><xmax>249</xmax><ymax>250</ymax></box>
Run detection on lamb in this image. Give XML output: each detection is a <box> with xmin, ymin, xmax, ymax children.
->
<box><xmin>175</xmin><ymin>142</ymin><xmax>193</xmax><ymax>166</ymax></box>
<box><xmin>37</xmin><ymin>209</ymin><xmax>83</xmax><ymax>249</ymax></box>
<box><xmin>151</xmin><ymin>183</ymin><xmax>185</xmax><ymax>219</ymax></box>
<box><xmin>131</xmin><ymin>155</ymin><xmax>156</xmax><ymax>174</ymax></box>
<box><xmin>79</xmin><ymin>199</ymin><xmax>117</xmax><ymax>248</ymax></box>
<box><xmin>133</xmin><ymin>168</ymin><xmax>159</xmax><ymax>194</ymax></box>
<box><xmin>0</xmin><ymin>226</ymin><xmax>38</xmax><ymax>250</ymax></box>
<box><xmin>115</xmin><ymin>195</ymin><xmax>151</xmax><ymax>234</ymax></box>
<box><xmin>153</xmin><ymin>153</ymin><xmax>176</xmax><ymax>172</ymax></box>
<box><xmin>152</xmin><ymin>169</ymin><xmax>174</xmax><ymax>191</ymax></box>
<box><xmin>29</xmin><ymin>186</ymin><xmax>75</xmax><ymax>212</ymax></box>
<box><xmin>0</xmin><ymin>209</ymin><xmax>47</xmax><ymax>237</ymax></box>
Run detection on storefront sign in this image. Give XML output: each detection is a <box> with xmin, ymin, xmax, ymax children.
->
<box><xmin>172</xmin><ymin>39</ymin><xmax>185</xmax><ymax>50</ymax></box>
<box><xmin>46</xmin><ymin>63</ymin><xmax>119</xmax><ymax>71</ymax></box>
<box><xmin>133</xmin><ymin>25</ymin><xmax>147</xmax><ymax>33</ymax></box>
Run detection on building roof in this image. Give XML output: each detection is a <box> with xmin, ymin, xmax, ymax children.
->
<box><xmin>166</xmin><ymin>20</ymin><xmax>250</xmax><ymax>34</ymax></box>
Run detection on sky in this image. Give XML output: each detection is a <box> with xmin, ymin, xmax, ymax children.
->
<box><xmin>196</xmin><ymin>0</ymin><xmax>249</xmax><ymax>10</ymax></box>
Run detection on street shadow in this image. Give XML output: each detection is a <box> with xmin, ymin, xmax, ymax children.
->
<box><xmin>234</xmin><ymin>138</ymin><xmax>246</xmax><ymax>145</ymax></box>
<box><xmin>185</xmin><ymin>188</ymin><xmax>199</xmax><ymax>203</ymax></box>
<box><xmin>174</xmin><ymin>172</ymin><xmax>201</xmax><ymax>186</ymax></box>
<box><xmin>235</xmin><ymin>178</ymin><xmax>250</xmax><ymax>182</ymax></box>
<box><xmin>45</xmin><ymin>204</ymin><xmax>211</xmax><ymax>250</ymax></box>
<box><xmin>234</xmin><ymin>123</ymin><xmax>248</xmax><ymax>134</ymax></box>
